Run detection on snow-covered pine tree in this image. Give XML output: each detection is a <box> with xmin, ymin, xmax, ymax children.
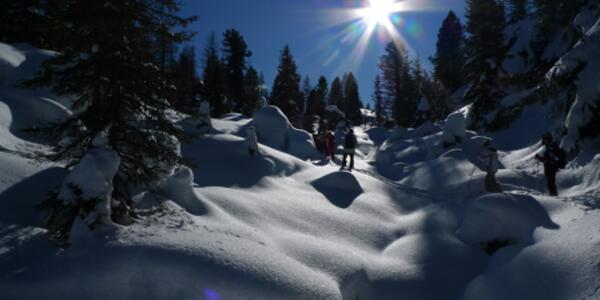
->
<box><xmin>270</xmin><ymin>45</ymin><xmax>302</xmax><ymax>126</ymax></box>
<box><xmin>343</xmin><ymin>73</ymin><xmax>363</xmax><ymax>125</ymax></box>
<box><xmin>464</xmin><ymin>0</ymin><xmax>507</xmax><ymax>129</ymax></box>
<box><xmin>222</xmin><ymin>29</ymin><xmax>252</xmax><ymax>113</ymax></box>
<box><xmin>201</xmin><ymin>33</ymin><xmax>228</xmax><ymax>117</ymax></box>
<box><xmin>431</xmin><ymin>10</ymin><xmax>465</xmax><ymax>93</ymax></box>
<box><xmin>26</xmin><ymin>0</ymin><xmax>196</xmax><ymax>232</ymax></box>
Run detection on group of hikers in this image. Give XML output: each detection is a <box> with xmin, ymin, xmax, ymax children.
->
<box><xmin>247</xmin><ymin>123</ymin><xmax>565</xmax><ymax>196</ymax></box>
<box><xmin>479</xmin><ymin>132</ymin><xmax>566</xmax><ymax>196</ymax></box>
<box><xmin>314</xmin><ymin>128</ymin><xmax>359</xmax><ymax>171</ymax></box>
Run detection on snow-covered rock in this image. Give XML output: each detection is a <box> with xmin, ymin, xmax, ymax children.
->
<box><xmin>252</xmin><ymin>105</ymin><xmax>319</xmax><ymax>160</ymax></box>
<box><xmin>442</xmin><ymin>112</ymin><xmax>467</xmax><ymax>146</ymax></box>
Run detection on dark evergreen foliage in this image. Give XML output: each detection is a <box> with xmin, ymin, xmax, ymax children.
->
<box><xmin>222</xmin><ymin>29</ymin><xmax>252</xmax><ymax>113</ymax></box>
<box><xmin>328</xmin><ymin>77</ymin><xmax>344</xmax><ymax>109</ymax></box>
<box><xmin>464</xmin><ymin>0</ymin><xmax>507</xmax><ymax>129</ymax></box>
<box><xmin>173</xmin><ymin>45</ymin><xmax>201</xmax><ymax>115</ymax></box>
<box><xmin>25</xmin><ymin>0</ymin><xmax>197</xmax><ymax>222</ymax></box>
<box><xmin>201</xmin><ymin>33</ymin><xmax>228</xmax><ymax>116</ymax></box>
<box><xmin>431</xmin><ymin>11</ymin><xmax>465</xmax><ymax>93</ymax></box>
<box><xmin>379</xmin><ymin>41</ymin><xmax>415</xmax><ymax>127</ymax></box>
<box><xmin>373</xmin><ymin>75</ymin><xmax>385</xmax><ymax>125</ymax></box>
<box><xmin>508</xmin><ymin>0</ymin><xmax>529</xmax><ymax>22</ymax></box>
<box><xmin>270</xmin><ymin>45</ymin><xmax>301</xmax><ymax>126</ymax></box>
<box><xmin>343</xmin><ymin>73</ymin><xmax>363</xmax><ymax>124</ymax></box>
<box><xmin>0</xmin><ymin>0</ymin><xmax>46</xmax><ymax>47</ymax></box>
<box><xmin>242</xmin><ymin>66</ymin><xmax>262</xmax><ymax>116</ymax></box>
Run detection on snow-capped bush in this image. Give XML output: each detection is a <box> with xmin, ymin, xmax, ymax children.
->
<box><xmin>57</xmin><ymin>131</ymin><xmax>120</xmax><ymax>225</ymax></box>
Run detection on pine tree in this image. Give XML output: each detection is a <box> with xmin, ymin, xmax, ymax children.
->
<box><xmin>173</xmin><ymin>45</ymin><xmax>200</xmax><ymax>114</ymax></box>
<box><xmin>26</xmin><ymin>0</ymin><xmax>196</xmax><ymax>229</ymax></box>
<box><xmin>379</xmin><ymin>41</ymin><xmax>414</xmax><ymax>127</ymax></box>
<box><xmin>242</xmin><ymin>66</ymin><xmax>261</xmax><ymax>116</ymax></box>
<box><xmin>258</xmin><ymin>72</ymin><xmax>268</xmax><ymax>99</ymax></box>
<box><xmin>315</xmin><ymin>76</ymin><xmax>329</xmax><ymax>112</ymax></box>
<box><xmin>222</xmin><ymin>29</ymin><xmax>252</xmax><ymax>113</ymax></box>
<box><xmin>464</xmin><ymin>0</ymin><xmax>507</xmax><ymax>129</ymax></box>
<box><xmin>343</xmin><ymin>73</ymin><xmax>363</xmax><ymax>124</ymax></box>
<box><xmin>0</xmin><ymin>0</ymin><xmax>45</xmax><ymax>47</ymax></box>
<box><xmin>201</xmin><ymin>33</ymin><xmax>228</xmax><ymax>116</ymax></box>
<box><xmin>508</xmin><ymin>0</ymin><xmax>529</xmax><ymax>22</ymax></box>
<box><xmin>329</xmin><ymin>77</ymin><xmax>344</xmax><ymax>109</ymax></box>
<box><xmin>373</xmin><ymin>75</ymin><xmax>385</xmax><ymax>125</ymax></box>
<box><xmin>431</xmin><ymin>11</ymin><xmax>465</xmax><ymax>93</ymax></box>
<box><xmin>270</xmin><ymin>45</ymin><xmax>301</xmax><ymax>126</ymax></box>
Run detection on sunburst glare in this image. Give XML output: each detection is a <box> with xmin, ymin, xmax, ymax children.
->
<box><xmin>312</xmin><ymin>0</ymin><xmax>442</xmax><ymax>74</ymax></box>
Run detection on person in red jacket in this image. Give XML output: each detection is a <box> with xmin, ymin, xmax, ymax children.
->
<box><xmin>325</xmin><ymin>131</ymin><xmax>335</xmax><ymax>160</ymax></box>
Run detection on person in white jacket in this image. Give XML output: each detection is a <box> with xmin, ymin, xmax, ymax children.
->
<box><xmin>479</xmin><ymin>140</ymin><xmax>502</xmax><ymax>193</ymax></box>
<box><xmin>246</xmin><ymin>126</ymin><xmax>259</xmax><ymax>156</ymax></box>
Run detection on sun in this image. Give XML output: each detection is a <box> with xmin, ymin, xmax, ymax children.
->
<box><xmin>359</xmin><ymin>0</ymin><xmax>401</xmax><ymax>26</ymax></box>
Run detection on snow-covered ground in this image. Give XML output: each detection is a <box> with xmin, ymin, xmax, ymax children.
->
<box><xmin>1</xmin><ymin>44</ymin><xmax>599</xmax><ymax>299</ymax></box>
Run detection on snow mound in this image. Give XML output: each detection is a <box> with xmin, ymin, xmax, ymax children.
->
<box><xmin>412</xmin><ymin>121</ymin><xmax>440</xmax><ymax>138</ymax></box>
<box><xmin>442</xmin><ymin>112</ymin><xmax>466</xmax><ymax>145</ymax></box>
<box><xmin>252</xmin><ymin>105</ymin><xmax>319</xmax><ymax>160</ymax></box>
<box><xmin>156</xmin><ymin>166</ymin><xmax>207</xmax><ymax>216</ymax></box>
<box><xmin>458</xmin><ymin>193</ymin><xmax>559</xmax><ymax>245</ymax></box>
<box><xmin>463</xmin><ymin>209</ymin><xmax>600</xmax><ymax>300</ymax></box>
<box><xmin>182</xmin><ymin>133</ymin><xmax>309</xmax><ymax>188</ymax></box>
<box><xmin>311</xmin><ymin>171</ymin><xmax>363</xmax><ymax>208</ymax></box>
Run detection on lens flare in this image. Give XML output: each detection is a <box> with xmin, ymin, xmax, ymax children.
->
<box><xmin>310</xmin><ymin>0</ymin><xmax>443</xmax><ymax>73</ymax></box>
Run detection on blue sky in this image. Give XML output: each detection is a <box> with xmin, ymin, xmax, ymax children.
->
<box><xmin>182</xmin><ymin>0</ymin><xmax>466</xmax><ymax>106</ymax></box>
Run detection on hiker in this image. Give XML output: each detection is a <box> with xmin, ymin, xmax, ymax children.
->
<box><xmin>535</xmin><ymin>133</ymin><xmax>565</xmax><ymax>196</ymax></box>
<box><xmin>246</xmin><ymin>126</ymin><xmax>258</xmax><ymax>156</ymax></box>
<box><xmin>340</xmin><ymin>129</ymin><xmax>358</xmax><ymax>171</ymax></box>
<box><xmin>479</xmin><ymin>140</ymin><xmax>502</xmax><ymax>193</ymax></box>
<box><xmin>325</xmin><ymin>131</ymin><xmax>335</xmax><ymax>160</ymax></box>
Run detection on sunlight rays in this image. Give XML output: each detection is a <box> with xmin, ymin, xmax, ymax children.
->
<box><xmin>308</xmin><ymin>0</ymin><xmax>442</xmax><ymax>74</ymax></box>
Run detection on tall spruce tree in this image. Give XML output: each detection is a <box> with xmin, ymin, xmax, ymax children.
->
<box><xmin>26</xmin><ymin>0</ymin><xmax>196</xmax><ymax>228</ymax></box>
<box><xmin>431</xmin><ymin>11</ymin><xmax>465</xmax><ymax>93</ymax></box>
<box><xmin>173</xmin><ymin>45</ymin><xmax>200</xmax><ymax>114</ymax></box>
<box><xmin>379</xmin><ymin>41</ymin><xmax>414</xmax><ymax>127</ymax></box>
<box><xmin>270</xmin><ymin>45</ymin><xmax>301</xmax><ymax>126</ymax></box>
<box><xmin>222</xmin><ymin>29</ymin><xmax>252</xmax><ymax>113</ymax></box>
<box><xmin>242</xmin><ymin>66</ymin><xmax>261</xmax><ymax>116</ymax></box>
<box><xmin>304</xmin><ymin>76</ymin><xmax>328</xmax><ymax>131</ymax></box>
<box><xmin>201</xmin><ymin>33</ymin><xmax>228</xmax><ymax>116</ymax></box>
<box><xmin>464</xmin><ymin>0</ymin><xmax>507</xmax><ymax>129</ymax></box>
<box><xmin>373</xmin><ymin>75</ymin><xmax>385</xmax><ymax>125</ymax></box>
<box><xmin>343</xmin><ymin>73</ymin><xmax>363</xmax><ymax>124</ymax></box>
<box><xmin>329</xmin><ymin>77</ymin><xmax>344</xmax><ymax>109</ymax></box>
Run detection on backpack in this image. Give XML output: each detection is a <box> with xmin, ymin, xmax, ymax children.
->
<box><xmin>554</xmin><ymin>146</ymin><xmax>567</xmax><ymax>169</ymax></box>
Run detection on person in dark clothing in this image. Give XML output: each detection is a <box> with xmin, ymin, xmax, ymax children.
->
<box><xmin>340</xmin><ymin>129</ymin><xmax>358</xmax><ymax>171</ymax></box>
<box><xmin>535</xmin><ymin>133</ymin><xmax>560</xmax><ymax>196</ymax></box>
